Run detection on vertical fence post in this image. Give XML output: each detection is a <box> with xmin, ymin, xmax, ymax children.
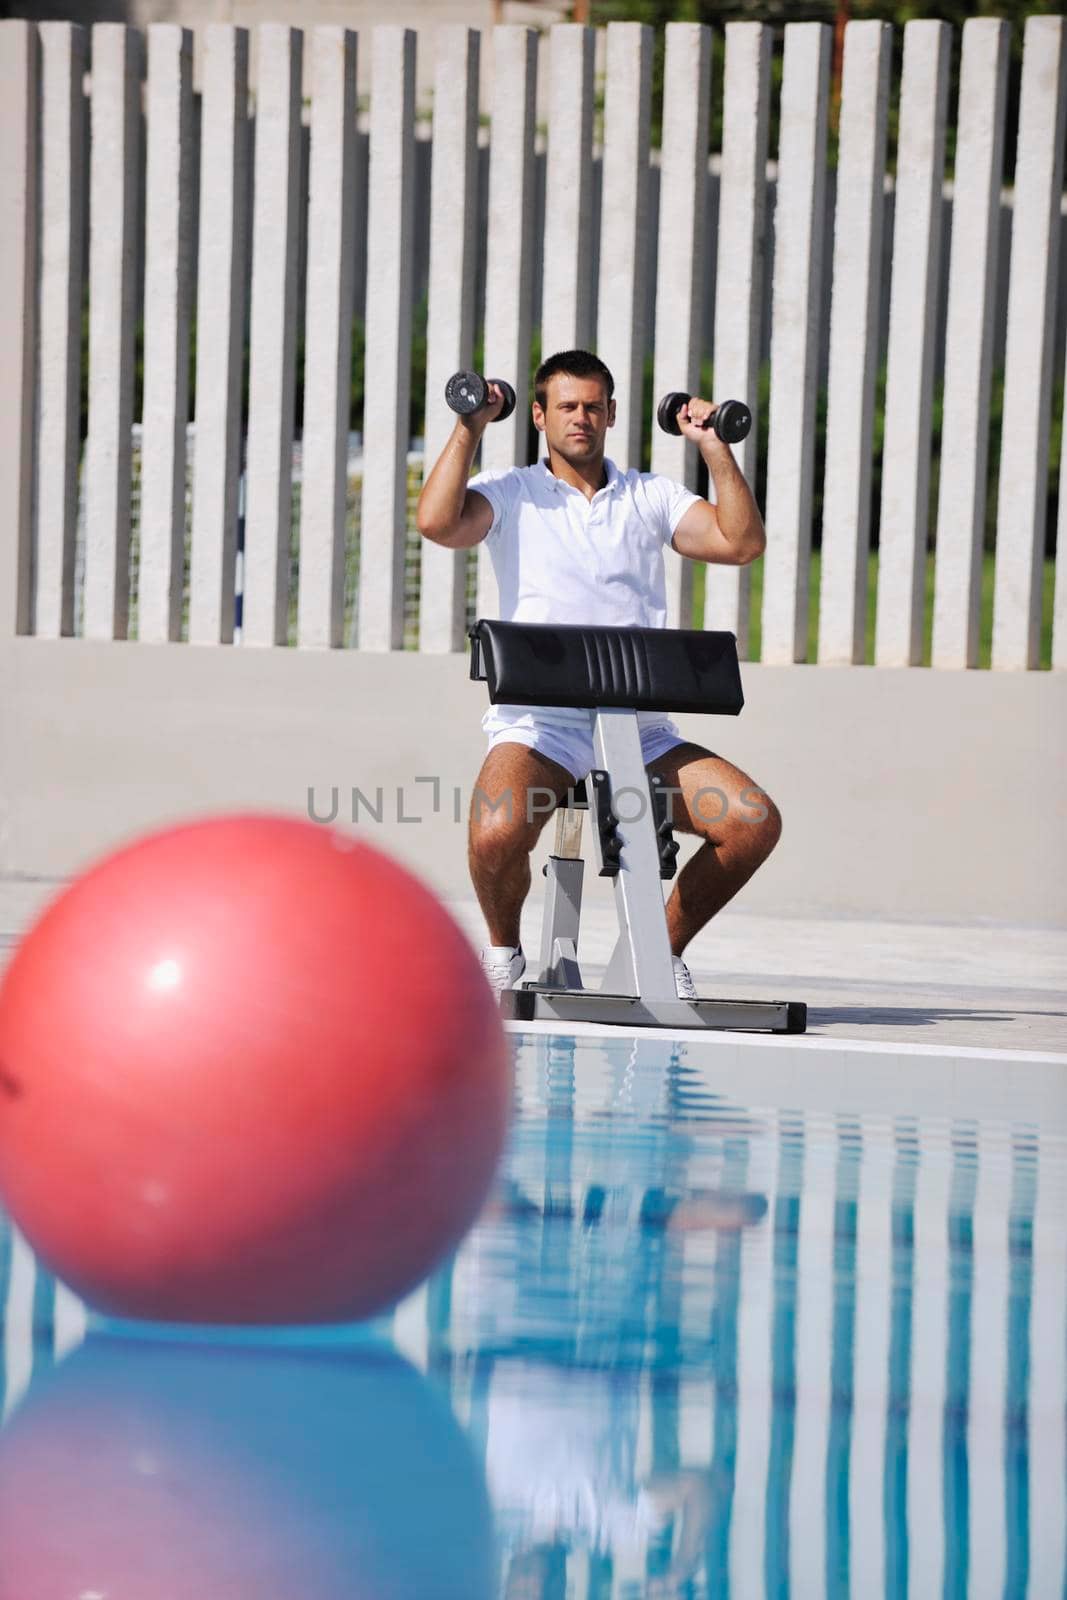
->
<box><xmin>875</xmin><ymin>20</ymin><xmax>951</xmax><ymax>668</ymax></box>
<box><xmin>931</xmin><ymin>18</ymin><xmax>1010</xmax><ymax>669</ymax></box>
<box><xmin>243</xmin><ymin>24</ymin><xmax>303</xmax><ymax>648</ymax></box>
<box><xmin>541</xmin><ymin>24</ymin><xmax>595</xmax><ymax>358</ymax></box>
<box><xmin>34</xmin><ymin>23</ymin><xmax>86</xmax><ymax>640</ymax></box>
<box><xmin>358</xmin><ymin>26</ymin><xmax>416</xmax><ymax>652</ymax></box>
<box><xmin>477</xmin><ymin>26</ymin><xmax>539</xmax><ymax>622</ymax></box>
<box><xmin>83</xmin><ymin>24</ymin><xmax>142</xmax><ymax>642</ymax></box>
<box><xmin>596</xmin><ymin>23</ymin><xmax>652</xmax><ymax>474</ymax></box>
<box><xmin>818</xmin><ymin>20</ymin><xmax>891</xmax><ymax>665</ymax></box>
<box><xmin>651</xmin><ymin>21</ymin><xmax>713</xmax><ymax>630</ymax></box>
<box><xmin>419</xmin><ymin>26</ymin><xmax>480</xmax><ymax>653</ymax></box>
<box><xmin>706</xmin><ymin>21</ymin><xmax>770</xmax><ymax>653</ymax></box>
<box><xmin>992</xmin><ymin>15</ymin><xmax>1067</xmax><ymax>670</ymax></box>
<box><xmin>760</xmin><ymin>23</ymin><xmax>831</xmax><ymax>664</ymax></box>
<box><xmin>189</xmin><ymin>26</ymin><xmax>249</xmax><ymax>646</ymax></box>
<box><xmin>298</xmin><ymin>26</ymin><xmax>357</xmax><ymax>650</ymax></box>
<box><xmin>139</xmin><ymin>25</ymin><xmax>194</xmax><ymax>644</ymax></box>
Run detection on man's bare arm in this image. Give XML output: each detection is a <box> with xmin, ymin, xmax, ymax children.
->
<box><xmin>416</xmin><ymin>385</ymin><xmax>506</xmax><ymax>549</ymax></box>
<box><xmin>669</xmin><ymin>397</ymin><xmax>766</xmax><ymax>567</ymax></box>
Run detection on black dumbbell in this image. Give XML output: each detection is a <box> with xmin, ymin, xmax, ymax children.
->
<box><xmin>656</xmin><ymin>391</ymin><xmax>752</xmax><ymax>445</ymax></box>
<box><xmin>445</xmin><ymin>371</ymin><xmax>517</xmax><ymax>422</ymax></box>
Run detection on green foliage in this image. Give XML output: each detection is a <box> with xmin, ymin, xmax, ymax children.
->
<box><xmin>596</xmin><ymin>0</ymin><xmax>1062</xmax><ymax>25</ymax></box>
<box><xmin>349</xmin><ymin>313</ymin><xmax>366</xmax><ymax>434</ymax></box>
<box><xmin>409</xmin><ymin>293</ymin><xmax>429</xmax><ymax>439</ymax></box>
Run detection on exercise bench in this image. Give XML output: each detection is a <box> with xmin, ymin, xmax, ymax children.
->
<box><xmin>469</xmin><ymin>619</ymin><xmax>806</xmax><ymax>1034</ymax></box>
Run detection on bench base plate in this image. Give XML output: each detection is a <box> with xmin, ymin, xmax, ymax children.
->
<box><xmin>501</xmin><ymin>986</ymin><xmax>807</xmax><ymax>1034</ymax></box>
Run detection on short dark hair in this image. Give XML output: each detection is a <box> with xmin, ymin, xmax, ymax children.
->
<box><xmin>534</xmin><ymin>349</ymin><xmax>615</xmax><ymax>409</ymax></box>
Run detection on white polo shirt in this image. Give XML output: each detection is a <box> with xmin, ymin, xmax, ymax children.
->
<box><xmin>468</xmin><ymin>457</ymin><xmax>704</xmax><ymax>629</ymax></box>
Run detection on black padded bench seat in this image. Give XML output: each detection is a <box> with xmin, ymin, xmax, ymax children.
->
<box><xmin>469</xmin><ymin>619</ymin><xmax>744</xmax><ymax>715</ymax></box>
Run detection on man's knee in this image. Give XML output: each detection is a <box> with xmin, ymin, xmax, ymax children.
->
<box><xmin>470</xmin><ymin>794</ymin><xmax>520</xmax><ymax>862</ymax></box>
<box><xmin>469</xmin><ymin>784</ymin><xmax>556</xmax><ymax>862</ymax></box>
<box><xmin>743</xmin><ymin>791</ymin><xmax>782</xmax><ymax>855</ymax></box>
<box><xmin>721</xmin><ymin>783</ymin><xmax>782</xmax><ymax>855</ymax></box>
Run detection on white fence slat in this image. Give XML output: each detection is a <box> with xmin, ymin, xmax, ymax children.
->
<box><xmin>358</xmin><ymin>26</ymin><xmax>417</xmax><ymax>653</ymax></box>
<box><xmin>706</xmin><ymin>22</ymin><xmax>770</xmax><ymax>654</ymax></box>
<box><xmin>875</xmin><ymin>20</ymin><xmax>951</xmax><ymax>667</ymax></box>
<box><xmin>761</xmin><ymin>23</ymin><xmax>831</xmax><ymax>664</ymax></box>
<box><xmin>0</xmin><ymin>21</ymin><xmax>38</xmax><ymax>642</ymax></box>
<box><xmin>651</xmin><ymin>21</ymin><xmax>713</xmax><ymax>630</ymax></box>
<box><xmin>931</xmin><ymin>19</ymin><xmax>1010</xmax><ymax>669</ymax></box>
<box><xmin>540</xmin><ymin>24</ymin><xmax>595</xmax><ymax>359</ymax></box>
<box><xmin>818</xmin><ymin>21</ymin><xmax>891</xmax><ymax>665</ymax></box>
<box><xmin>189</xmin><ymin>25</ymin><xmax>249</xmax><ymax>647</ymax></box>
<box><xmin>596</xmin><ymin>22</ymin><xmax>653</xmax><ymax>474</ymax></box>
<box><xmin>992</xmin><ymin>16</ymin><xmax>1067</xmax><ymax>671</ymax></box>
<box><xmin>243</xmin><ymin>24</ymin><xmax>303</xmax><ymax>648</ymax></box>
<box><xmin>298</xmin><ymin>26</ymin><xmax>358</xmax><ymax>651</ymax></box>
<box><xmin>34</xmin><ymin>23</ymin><xmax>86</xmax><ymax>639</ymax></box>
<box><xmin>477</xmin><ymin>25</ymin><xmax>539</xmax><ymax>623</ymax></box>
<box><xmin>139</xmin><ymin>25</ymin><xmax>194</xmax><ymax>644</ymax></box>
<box><xmin>419</xmin><ymin>26</ymin><xmax>480</xmax><ymax>653</ymax></box>
<box><xmin>84</xmin><ymin>24</ymin><xmax>141</xmax><ymax>642</ymax></box>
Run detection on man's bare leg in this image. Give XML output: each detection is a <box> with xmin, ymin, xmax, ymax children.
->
<box><xmin>468</xmin><ymin>743</ymin><xmax>577</xmax><ymax>948</ymax></box>
<box><xmin>645</xmin><ymin>742</ymin><xmax>782</xmax><ymax>957</ymax></box>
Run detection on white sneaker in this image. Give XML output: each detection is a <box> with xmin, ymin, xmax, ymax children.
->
<box><xmin>673</xmin><ymin>956</ymin><xmax>698</xmax><ymax>1000</ymax></box>
<box><xmin>480</xmin><ymin>945</ymin><xmax>526</xmax><ymax>997</ymax></box>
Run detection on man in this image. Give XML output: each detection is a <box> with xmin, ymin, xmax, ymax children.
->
<box><xmin>416</xmin><ymin>349</ymin><xmax>781</xmax><ymax>998</ymax></box>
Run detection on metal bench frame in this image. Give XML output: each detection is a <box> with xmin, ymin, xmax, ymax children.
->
<box><xmin>471</xmin><ymin>622</ymin><xmax>806</xmax><ymax>1034</ymax></box>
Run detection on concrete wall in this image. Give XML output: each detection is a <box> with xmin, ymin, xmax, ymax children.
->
<box><xmin>2</xmin><ymin>639</ymin><xmax>1064</xmax><ymax>925</ymax></box>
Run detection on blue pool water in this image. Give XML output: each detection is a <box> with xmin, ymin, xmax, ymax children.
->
<box><xmin>0</xmin><ymin>1030</ymin><xmax>1064</xmax><ymax>1598</ymax></box>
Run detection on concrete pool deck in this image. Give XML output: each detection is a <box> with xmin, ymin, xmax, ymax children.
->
<box><xmin>3</xmin><ymin>873</ymin><xmax>1064</xmax><ymax>1057</ymax></box>
<box><xmin>454</xmin><ymin>897</ymin><xmax>1067</xmax><ymax>1056</ymax></box>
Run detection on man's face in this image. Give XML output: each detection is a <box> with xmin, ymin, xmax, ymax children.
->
<box><xmin>532</xmin><ymin>372</ymin><xmax>615</xmax><ymax>463</ymax></box>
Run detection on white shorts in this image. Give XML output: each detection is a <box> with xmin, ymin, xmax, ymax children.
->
<box><xmin>482</xmin><ymin>702</ymin><xmax>686</xmax><ymax>783</ymax></box>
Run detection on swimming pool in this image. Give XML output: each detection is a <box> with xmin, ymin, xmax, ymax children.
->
<box><xmin>1</xmin><ymin>1029</ymin><xmax>1064</xmax><ymax>1597</ymax></box>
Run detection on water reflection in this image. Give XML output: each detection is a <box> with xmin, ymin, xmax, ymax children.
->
<box><xmin>423</xmin><ymin>1035</ymin><xmax>1065</xmax><ymax>1598</ymax></box>
<box><xmin>1</xmin><ymin>1031</ymin><xmax>1064</xmax><ymax>1599</ymax></box>
<box><xmin>428</xmin><ymin>1037</ymin><xmax>776</xmax><ymax>1592</ymax></box>
<box><xmin>0</xmin><ymin>1338</ymin><xmax>494</xmax><ymax>1599</ymax></box>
